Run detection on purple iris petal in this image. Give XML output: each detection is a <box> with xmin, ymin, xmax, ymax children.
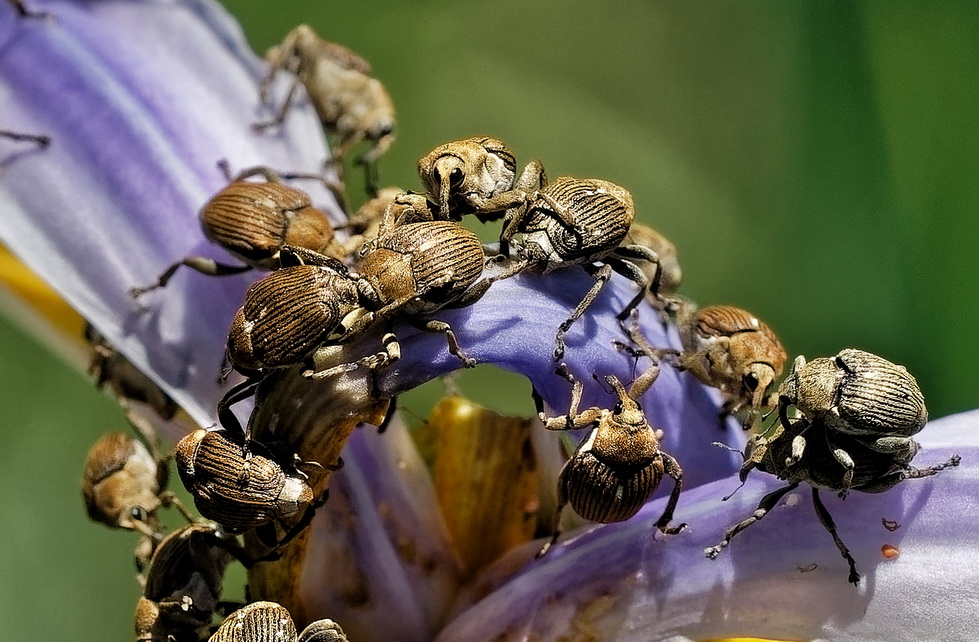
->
<box><xmin>436</xmin><ymin>410</ymin><xmax>977</xmax><ymax>641</ymax></box>
<box><xmin>0</xmin><ymin>0</ymin><xmax>338</xmax><ymax>424</ymax></box>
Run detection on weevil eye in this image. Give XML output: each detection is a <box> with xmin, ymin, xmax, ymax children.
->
<box><xmin>613</xmin><ymin>401</ymin><xmax>624</xmax><ymax>414</ymax></box>
<box><xmin>449</xmin><ymin>167</ymin><xmax>464</xmax><ymax>186</ymax></box>
<box><xmin>743</xmin><ymin>372</ymin><xmax>760</xmax><ymax>391</ymax></box>
<box><xmin>130</xmin><ymin>506</ymin><xmax>149</xmax><ymax>522</ymax></box>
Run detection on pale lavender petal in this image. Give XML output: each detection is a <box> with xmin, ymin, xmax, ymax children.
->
<box><xmin>373</xmin><ymin>269</ymin><xmax>743</xmax><ymax>489</ymax></box>
<box><xmin>436</xmin><ymin>410</ymin><xmax>977</xmax><ymax>641</ymax></box>
<box><xmin>301</xmin><ymin>418</ymin><xmax>462</xmax><ymax>642</ymax></box>
<box><xmin>0</xmin><ymin>0</ymin><xmax>338</xmax><ymax>426</ymax></box>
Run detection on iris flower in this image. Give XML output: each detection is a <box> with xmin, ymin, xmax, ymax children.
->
<box><xmin>1</xmin><ymin>2</ymin><xmax>975</xmax><ymax>640</ymax></box>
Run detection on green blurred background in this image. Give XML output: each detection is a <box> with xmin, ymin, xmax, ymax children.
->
<box><xmin>3</xmin><ymin>1</ymin><xmax>977</xmax><ymax>639</ymax></box>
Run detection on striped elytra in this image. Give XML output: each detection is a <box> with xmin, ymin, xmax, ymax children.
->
<box><xmin>201</xmin><ymin>181</ymin><xmax>339</xmax><ymax>269</ymax></box>
<box><xmin>522</xmin><ymin>177</ymin><xmax>634</xmax><ymax>262</ymax></box>
<box><xmin>834</xmin><ymin>349</ymin><xmax>927</xmax><ymax>437</ymax></box>
<box><xmin>227</xmin><ymin>265</ymin><xmax>360</xmax><ymax>372</ymax></box>
<box><xmin>209</xmin><ymin>602</ymin><xmax>297</xmax><ymax>642</ymax></box>
<box><xmin>784</xmin><ymin>349</ymin><xmax>927</xmax><ymax>439</ymax></box>
<box><xmin>559</xmin><ymin>450</ymin><xmax>665</xmax><ymax>523</ymax></box>
<box><xmin>358</xmin><ymin>221</ymin><xmax>484</xmax><ymax>312</ymax></box>
<box><xmin>174</xmin><ymin>430</ymin><xmax>313</xmax><ymax>533</ymax></box>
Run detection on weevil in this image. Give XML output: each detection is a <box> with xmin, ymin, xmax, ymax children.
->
<box><xmin>226</xmin><ymin>221</ymin><xmax>489</xmax><ymax>386</ymax></box>
<box><xmin>208</xmin><ymin>601</ymin><xmax>297</xmax><ymax>642</ymax></box>
<box><xmin>134</xmin><ymin>522</ymin><xmax>247</xmax><ymax>642</ymax></box>
<box><xmin>174</xmin><ymin>428</ymin><xmax>323</xmax><ymax>551</ymax></box>
<box><xmin>395</xmin><ymin>136</ymin><xmax>546</xmax><ymax>223</ymax></box>
<box><xmin>130</xmin><ymin>166</ymin><xmax>350</xmax><ymax>297</ymax></box>
<box><xmin>778</xmin><ymin>349</ymin><xmax>928</xmax><ymax>450</ymax></box>
<box><xmin>208</xmin><ymin>602</ymin><xmax>349</xmax><ymax>642</ymax></box>
<box><xmin>534</xmin><ymin>364</ymin><xmax>685</xmax><ymax>557</ymax></box>
<box><xmin>675</xmin><ymin>303</ymin><xmax>787</xmax><ymax>426</ymax></box>
<box><xmin>256</xmin><ymin>24</ymin><xmax>395</xmax><ymax>194</ymax></box>
<box><xmin>491</xmin><ymin>176</ymin><xmax>661</xmax><ymax>360</ymax></box>
<box><xmin>82</xmin><ymin>430</ymin><xmax>193</xmax><ymax>539</ymax></box>
<box><xmin>706</xmin><ymin>413</ymin><xmax>960</xmax><ymax>585</ymax></box>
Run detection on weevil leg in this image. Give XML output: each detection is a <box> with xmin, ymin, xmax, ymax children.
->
<box><xmin>536</xmin><ymin>485</ymin><xmax>569</xmax><ymax>559</ymax></box>
<box><xmin>412</xmin><ymin>318</ymin><xmax>475</xmax><ymax>368</ymax></box>
<box><xmin>7</xmin><ymin>0</ymin><xmax>49</xmax><ymax>19</ymax></box>
<box><xmin>903</xmin><ymin>454</ymin><xmax>962</xmax><ymax>479</ymax></box>
<box><xmin>217</xmin><ymin>378</ymin><xmax>263</xmax><ymax>440</ymax></box>
<box><xmin>554</xmin><ymin>263</ymin><xmax>613</xmax><ymax>361</ymax></box>
<box><xmin>811</xmin><ymin>487</ymin><xmax>861</xmax><ymax>585</ymax></box>
<box><xmin>269</xmin><ymin>491</ymin><xmax>329</xmax><ymax>554</ymax></box>
<box><xmin>654</xmin><ymin>453</ymin><xmax>687</xmax><ymax>535</ymax></box>
<box><xmin>253</xmin><ymin>76</ymin><xmax>301</xmax><ymax>132</ymax></box>
<box><xmin>278</xmin><ymin>245</ymin><xmax>348</xmax><ymax>273</ymax></box>
<box><xmin>0</xmin><ymin>128</ymin><xmax>50</xmax><ymax>145</ymax></box>
<box><xmin>705</xmin><ymin>482</ymin><xmax>799</xmax><ymax>559</ymax></box>
<box><xmin>159</xmin><ymin>491</ymin><xmax>197</xmax><ymax>524</ymax></box>
<box><xmin>129</xmin><ymin>258</ymin><xmax>253</xmax><ymax>298</ymax></box>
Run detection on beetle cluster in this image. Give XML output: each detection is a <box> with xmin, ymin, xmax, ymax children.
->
<box><xmin>64</xmin><ymin>18</ymin><xmax>964</xmax><ymax>642</ymax></box>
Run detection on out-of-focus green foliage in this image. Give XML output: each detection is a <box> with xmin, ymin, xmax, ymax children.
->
<box><xmin>2</xmin><ymin>2</ymin><xmax>977</xmax><ymax>640</ymax></box>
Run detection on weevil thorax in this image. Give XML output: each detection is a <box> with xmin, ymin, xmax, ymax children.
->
<box><xmin>82</xmin><ymin>432</ymin><xmax>165</xmax><ymax>534</ymax></box>
<box><xmin>227</xmin><ymin>265</ymin><xmax>360</xmax><ymax>372</ymax></box>
<box><xmin>780</xmin><ymin>354</ymin><xmax>840</xmax><ymax>419</ymax></box>
<box><xmin>590</xmin><ymin>376</ymin><xmax>661</xmax><ymax>470</ymax></box>
<box><xmin>521</xmin><ymin>177</ymin><xmax>635</xmax><ymax>272</ymax></box>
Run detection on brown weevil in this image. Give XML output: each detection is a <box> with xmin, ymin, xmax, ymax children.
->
<box><xmin>257</xmin><ymin>24</ymin><xmax>396</xmax><ymax>194</ymax></box>
<box><xmin>81</xmin><ymin>431</ymin><xmax>192</xmax><ymax>538</ymax></box>
<box><xmin>706</xmin><ymin>414</ymin><xmax>960</xmax><ymax>585</ymax></box>
<box><xmin>134</xmin><ymin>522</ymin><xmax>246</xmax><ymax>642</ymax></box>
<box><xmin>174</xmin><ymin>428</ymin><xmax>321</xmax><ymax>551</ymax></box>
<box><xmin>130</xmin><ymin>168</ymin><xmax>349</xmax><ymax>297</ymax></box>
<box><xmin>534</xmin><ymin>364</ymin><xmax>685</xmax><ymax>557</ymax></box>
<box><xmin>778</xmin><ymin>349</ymin><xmax>928</xmax><ymax>450</ymax></box>
<box><xmin>675</xmin><ymin>304</ymin><xmax>787</xmax><ymax>425</ymax></box>
<box><xmin>396</xmin><ymin>136</ymin><xmax>546</xmax><ymax>222</ymax></box>
<box><xmin>208</xmin><ymin>601</ymin><xmax>297</xmax><ymax>642</ymax></box>
<box><xmin>226</xmin><ymin>221</ymin><xmax>489</xmax><ymax>383</ymax></box>
<box><xmin>491</xmin><ymin>176</ymin><xmax>661</xmax><ymax>360</ymax></box>
<box><xmin>208</xmin><ymin>602</ymin><xmax>349</xmax><ymax>642</ymax></box>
